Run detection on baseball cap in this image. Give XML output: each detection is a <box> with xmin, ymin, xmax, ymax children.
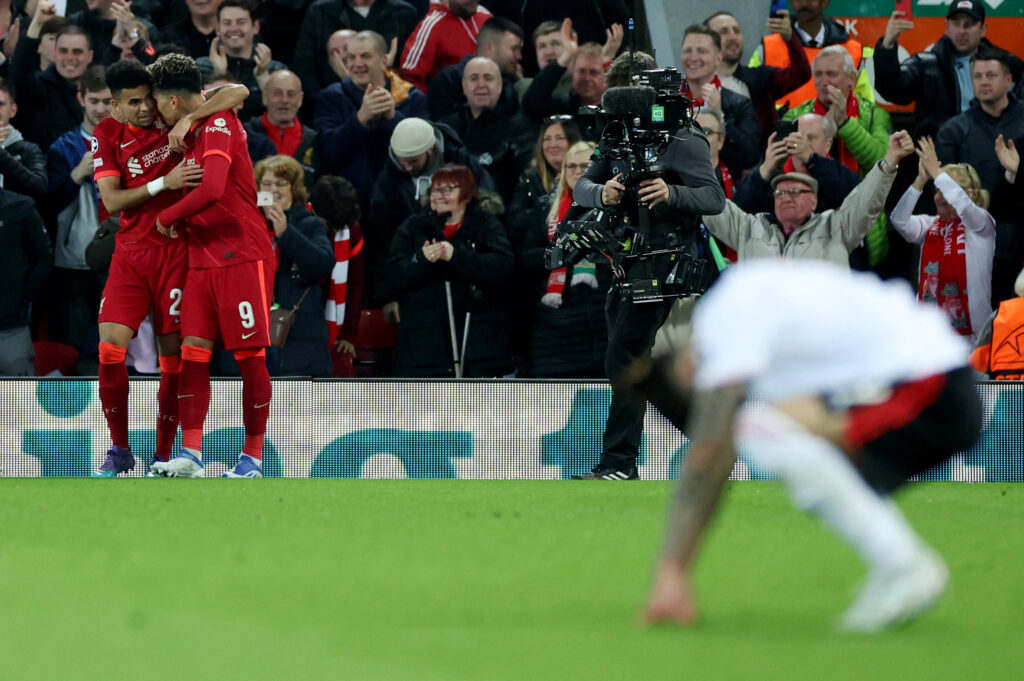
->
<box><xmin>390</xmin><ymin>118</ymin><xmax>436</xmax><ymax>158</ymax></box>
<box><xmin>947</xmin><ymin>0</ymin><xmax>985</xmax><ymax>22</ymax></box>
<box><xmin>771</xmin><ymin>172</ymin><xmax>819</xmax><ymax>195</ymax></box>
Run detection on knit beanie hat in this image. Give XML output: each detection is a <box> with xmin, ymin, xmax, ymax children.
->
<box><xmin>390</xmin><ymin>118</ymin><xmax>436</xmax><ymax>157</ymax></box>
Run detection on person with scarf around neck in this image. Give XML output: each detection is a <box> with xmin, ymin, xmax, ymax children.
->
<box><xmin>506</xmin><ymin>115</ymin><xmax>580</xmax><ymax>370</ymax></box>
<box><xmin>385</xmin><ymin>163</ymin><xmax>513</xmax><ymax>378</ymax></box>
<box><xmin>518</xmin><ymin>141</ymin><xmax>608</xmax><ymax>378</ymax></box>
<box><xmin>680</xmin><ymin>24</ymin><xmax>760</xmax><ymax>181</ymax></box>
<box><xmin>891</xmin><ymin>137</ymin><xmax>995</xmax><ymax>343</ymax></box>
<box><xmin>309</xmin><ymin>175</ymin><xmax>365</xmax><ymax>363</ymax></box>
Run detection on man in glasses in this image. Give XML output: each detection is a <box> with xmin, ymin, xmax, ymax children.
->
<box><xmin>704</xmin><ymin>131</ymin><xmax>914</xmax><ymax>265</ymax></box>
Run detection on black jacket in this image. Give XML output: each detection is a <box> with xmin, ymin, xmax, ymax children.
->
<box><xmin>0</xmin><ymin>133</ymin><xmax>47</xmax><ymax>199</ymax></box>
<box><xmin>386</xmin><ymin>201</ymin><xmax>514</xmax><ymax>377</ymax></box>
<box><xmin>0</xmin><ymin>188</ymin><xmax>53</xmax><ymax>330</ymax></box>
<box><xmin>67</xmin><ymin>10</ymin><xmax>159</xmax><ymax>66</ymax></box>
<box><xmin>159</xmin><ymin>18</ymin><xmax>216</xmax><ymax>59</ymax></box>
<box><xmin>936</xmin><ymin>96</ymin><xmax>1024</xmax><ymax>262</ymax></box>
<box><xmin>874</xmin><ymin>35</ymin><xmax>1024</xmax><ymax>140</ymax></box>
<box><xmin>520</xmin><ymin>0</ymin><xmax>629</xmax><ymax>75</ymax></box>
<box><xmin>718</xmin><ymin>86</ymin><xmax>762</xmax><ymax>178</ymax></box>
<box><xmin>518</xmin><ymin>201</ymin><xmax>609</xmax><ymax>377</ymax></box>
<box><xmin>427</xmin><ymin>54</ymin><xmax>520</xmax><ymax>121</ymax></box>
<box><xmin>9</xmin><ymin>37</ymin><xmax>83</xmax><ymax>151</ymax></box>
<box><xmin>439</xmin><ymin>99</ymin><xmax>537</xmax><ymax>205</ymax></box>
<box><xmin>508</xmin><ymin>166</ymin><xmax>552</xmax><ymax>248</ymax></box>
<box><xmin>522</xmin><ymin>62</ymin><xmax>589</xmax><ymax>131</ymax></box>
<box><xmin>733</xmin><ymin>154</ymin><xmax>862</xmax><ymax>214</ymax></box>
<box><xmin>574</xmin><ymin>126</ymin><xmax>726</xmax><ymax>248</ymax></box>
<box><xmin>366</xmin><ymin>120</ymin><xmax>494</xmax><ymax>304</ymax></box>
<box><xmin>292</xmin><ymin>0</ymin><xmax>419</xmax><ymax>102</ymax></box>
<box><xmin>274</xmin><ymin>204</ymin><xmax>335</xmax><ymax>377</ymax></box>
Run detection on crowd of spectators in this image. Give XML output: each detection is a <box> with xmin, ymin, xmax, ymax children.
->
<box><xmin>0</xmin><ymin>0</ymin><xmax>1022</xmax><ymax>378</ymax></box>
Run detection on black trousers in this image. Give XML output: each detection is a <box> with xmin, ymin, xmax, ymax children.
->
<box><xmin>599</xmin><ymin>289</ymin><xmax>674</xmax><ymax>470</ymax></box>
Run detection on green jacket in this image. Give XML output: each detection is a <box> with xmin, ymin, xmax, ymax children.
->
<box><xmin>783</xmin><ymin>96</ymin><xmax>891</xmax><ymax>175</ymax></box>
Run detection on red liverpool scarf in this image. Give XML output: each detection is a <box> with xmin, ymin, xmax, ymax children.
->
<box><xmin>812</xmin><ymin>93</ymin><xmax>860</xmax><ymax>173</ymax></box>
<box><xmin>919</xmin><ymin>216</ymin><xmax>972</xmax><ymax>336</ymax></box>
<box><xmin>325</xmin><ymin>221</ymin><xmax>364</xmax><ymax>344</ymax></box>
<box><xmin>261</xmin><ymin>113</ymin><xmax>304</xmax><ymax>158</ymax></box>
<box><xmin>719</xmin><ymin>161</ymin><xmax>734</xmax><ymax>199</ymax></box>
<box><xmin>681</xmin><ymin>75</ymin><xmax>723</xmax><ymax>107</ymax></box>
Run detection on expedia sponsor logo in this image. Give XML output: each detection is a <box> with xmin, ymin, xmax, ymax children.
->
<box><xmin>127</xmin><ymin>157</ymin><xmax>143</xmax><ymax>178</ymax></box>
<box><xmin>140</xmin><ymin>144</ymin><xmax>173</xmax><ymax>168</ymax></box>
<box><xmin>90</xmin><ymin>137</ymin><xmax>99</xmax><ymax>154</ymax></box>
<box><xmin>204</xmin><ymin>124</ymin><xmax>232</xmax><ymax>135</ymax></box>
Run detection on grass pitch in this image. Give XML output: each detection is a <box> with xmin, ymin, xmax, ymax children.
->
<box><xmin>0</xmin><ymin>480</ymin><xmax>1020</xmax><ymax>681</ymax></box>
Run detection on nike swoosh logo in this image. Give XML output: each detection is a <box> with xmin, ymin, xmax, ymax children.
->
<box><xmin>242</xmin><ymin>331</ymin><xmax>258</xmax><ymax>339</ymax></box>
<box><xmin>120</xmin><ymin>140</ymin><xmax>136</xmax><ymax>148</ymax></box>
<box><xmin>253</xmin><ymin>402</ymin><xmax>270</xmax><ymax>409</ymax></box>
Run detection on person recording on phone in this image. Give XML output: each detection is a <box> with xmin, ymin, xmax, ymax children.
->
<box><xmin>569</xmin><ymin>50</ymin><xmax>725</xmax><ymax>481</ymax></box>
<box><xmin>733</xmin><ymin>112</ymin><xmax>861</xmax><ymax>215</ymax></box>
<box><xmin>874</xmin><ymin>0</ymin><xmax>1023</xmax><ymax>141</ymax></box>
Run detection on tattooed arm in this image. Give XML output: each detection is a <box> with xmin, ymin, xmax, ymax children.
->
<box><xmin>643</xmin><ymin>382</ymin><xmax>747</xmax><ymax>626</ymax></box>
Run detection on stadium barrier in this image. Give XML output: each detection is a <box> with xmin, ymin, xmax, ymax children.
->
<box><xmin>2</xmin><ymin>378</ymin><xmax>1021</xmax><ymax>480</ymax></box>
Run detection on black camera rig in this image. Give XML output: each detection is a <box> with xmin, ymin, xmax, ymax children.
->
<box><xmin>544</xmin><ymin>58</ymin><xmax>714</xmax><ymax>303</ymax></box>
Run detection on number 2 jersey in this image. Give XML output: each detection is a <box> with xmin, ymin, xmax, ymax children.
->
<box><xmin>92</xmin><ymin>116</ymin><xmax>181</xmax><ymax>251</ymax></box>
<box><xmin>156</xmin><ymin>109</ymin><xmax>274</xmax><ymax>269</ymax></box>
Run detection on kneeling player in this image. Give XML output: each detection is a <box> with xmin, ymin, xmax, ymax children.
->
<box><xmin>641</xmin><ymin>260</ymin><xmax>982</xmax><ymax>632</ymax></box>
<box><xmin>91</xmin><ymin>59</ymin><xmax>248</xmax><ymax>477</ymax></box>
<box><xmin>148</xmin><ymin>54</ymin><xmax>275</xmax><ymax>479</ymax></box>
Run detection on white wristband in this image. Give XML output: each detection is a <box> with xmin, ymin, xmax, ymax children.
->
<box><xmin>146</xmin><ymin>177</ymin><xmax>165</xmax><ymax>196</ymax></box>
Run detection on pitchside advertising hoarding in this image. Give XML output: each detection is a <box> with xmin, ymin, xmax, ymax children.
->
<box><xmin>828</xmin><ymin>0</ymin><xmax>1022</xmax><ymax>56</ymax></box>
<box><xmin>1</xmin><ymin>379</ymin><xmax>1021</xmax><ymax>480</ymax></box>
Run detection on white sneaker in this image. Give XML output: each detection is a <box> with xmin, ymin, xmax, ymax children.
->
<box><xmin>150</xmin><ymin>451</ymin><xmax>205</xmax><ymax>478</ymax></box>
<box><xmin>839</xmin><ymin>550</ymin><xmax>949</xmax><ymax>632</ymax></box>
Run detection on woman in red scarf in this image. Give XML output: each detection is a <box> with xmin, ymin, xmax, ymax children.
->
<box><xmin>891</xmin><ymin>137</ymin><xmax>995</xmax><ymax>342</ymax></box>
<box><xmin>520</xmin><ymin>141</ymin><xmax>610</xmax><ymax>377</ymax></box>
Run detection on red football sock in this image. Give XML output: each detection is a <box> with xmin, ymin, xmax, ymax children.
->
<box><xmin>235</xmin><ymin>348</ymin><xmax>270</xmax><ymax>460</ymax></box>
<box><xmin>179</xmin><ymin>345</ymin><xmax>212</xmax><ymax>455</ymax></box>
<box><xmin>98</xmin><ymin>342</ymin><xmax>130</xmax><ymax>449</ymax></box>
<box><xmin>154</xmin><ymin>355</ymin><xmax>182</xmax><ymax>461</ymax></box>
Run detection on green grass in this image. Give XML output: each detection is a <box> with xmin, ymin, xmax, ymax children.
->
<box><xmin>0</xmin><ymin>481</ymin><xmax>1021</xmax><ymax>681</ymax></box>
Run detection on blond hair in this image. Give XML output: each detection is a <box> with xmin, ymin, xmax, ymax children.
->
<box><xmin>939</xmin><ymin>163</ymin><xmax>989</xmax><ymax>211</ymax></box>
<box><xmin>546</xmin><ymin>141</ymin><xmax>597</xmax><ymax>225</ymax></box>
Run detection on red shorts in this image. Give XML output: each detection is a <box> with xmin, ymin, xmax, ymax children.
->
<box><xmin>181</xmin><ymin>258</ymin><xmax>274</xmax><ymax>350</ymax></box>
<box><xmin>98</xmin><ymin>241</ymin><xmax>189</xmax><ymax>336</ymax></box>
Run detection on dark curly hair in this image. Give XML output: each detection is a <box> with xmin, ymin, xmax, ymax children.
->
<box><xmin>149</xmin><ymin>53</ymin><xmax>202</xmax><ymax>94</ymax></box>
<box><xmin>310</xmin><ymin>175</ymin><xmax>361</xmax><ymax>235</ymax></box>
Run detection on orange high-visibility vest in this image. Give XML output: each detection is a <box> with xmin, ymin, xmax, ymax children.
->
<box><xmin>763</xmin><ymin>32</ymin><xmax>864</xmax><ymax>110</ymax></box>
<box><xmin>970</xmin><ymin>298</ymin><xmax>1024</xmax><ymax>379</ymax></box>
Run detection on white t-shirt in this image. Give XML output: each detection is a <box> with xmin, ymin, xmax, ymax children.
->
<box><xmin>691</xmin><ymin>260</ymin><xmax>969</xmax><ymax>401</ymax></box>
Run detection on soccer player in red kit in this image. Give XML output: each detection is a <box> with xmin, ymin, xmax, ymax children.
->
<box><xmin>91</xmin><ymin>59</ymin><xmax>250</xmax><ymax>478</ymax></box>
<box><xmin>148</xmin><ymin>53</ymin><xmax>276</xmax><ymax>479</ymax></box>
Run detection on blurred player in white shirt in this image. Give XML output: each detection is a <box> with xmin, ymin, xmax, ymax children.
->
<box><xmin>640</xmin><ymin>260</ymin><xmax>982</xmax><ymax>632</ymax></box>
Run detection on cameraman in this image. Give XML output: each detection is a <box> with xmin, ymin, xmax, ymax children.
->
<box><xmin>571</xmin><ymin>51</ymin><xmax>726</xmax><ymax>480</ymax></box>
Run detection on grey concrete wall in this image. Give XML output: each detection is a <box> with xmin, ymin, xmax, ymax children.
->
<box><xmin>644</xmin><ymin>0</ymin><xmax>778</xmax><ymax>70</ymax></box>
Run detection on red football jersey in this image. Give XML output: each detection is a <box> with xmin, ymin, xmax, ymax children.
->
<box><xmin>92</xmin><ymin>116</ymin><xmax>181</xmax><ymax>251</ymax></box>
<box><xmin>158</xmin><ymin>109</ymin><xmax>274</xmax><ymax>269</ymax></box>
